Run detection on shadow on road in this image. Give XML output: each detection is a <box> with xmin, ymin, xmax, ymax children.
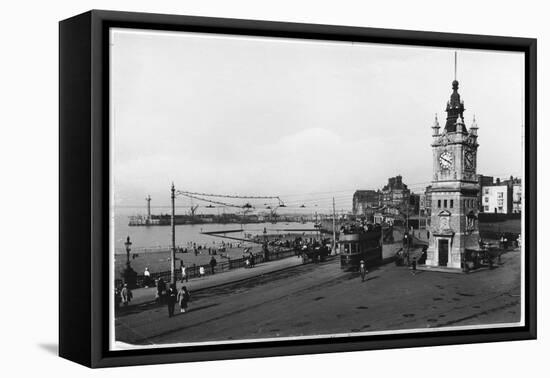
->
<box><xmin>117</xmin><ymin>300</ymin><xmax>222</xmax><ymax>318</ymax></box>
<box><xmin>116</xmin><ymin>300</ymin><xmax>164</xmax><ymax>317</ymax></box>
<box><xmin>185</xmin><ymin>303</ymin><xmax>221</xmax><ymax>313</ymax></box>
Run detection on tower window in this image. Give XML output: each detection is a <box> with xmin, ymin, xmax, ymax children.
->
<box><xmin>444</xmin><ymin>199</ymin><xmax>447</xmax><ymax>208</ymax></box>
<box><xmin>438</xmin><ymin>200</ymin><xmax>441</xmax><ymax>208</ymax></box>
<box><xmin>450</xmin><ymin>199</ymin><xmax>454</xmax><ymax>208</ymax></box>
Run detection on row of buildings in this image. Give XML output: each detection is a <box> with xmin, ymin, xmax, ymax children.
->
<box><xmin>478</xmin><ymin>175</ymin><xmax>522</xmax><ymax>214</ymax></box>
<box><xmin>353</xmin><ymin>174</ymin><xmax>521</xmax><ymax>225</ymax></box>
<box><xmin>352</xmin><ymin>175</ymin><xmax>420</xmax><ymax>225</ymax></box>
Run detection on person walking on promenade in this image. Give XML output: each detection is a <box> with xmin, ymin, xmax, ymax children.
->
<box><xmin>249</xmin><ymin>252</ymin><xmax>255</xmax><ymax>268</ymax></box>
<box><xmin>181</xmin><ymin>264</ymin><xmax>188</xmax><ymax>283</ymax></box>
<box><xmin>121</xmin><ymin>284</ymin><xmax>133</xmax><ymax>306</ymax></box>
<box><xmin>411</xmin><ymin>257</ymin><xmax>417</xmax><ymax>275</ymax></box>
<box><xmin>199</xmin><ymin>266</ymin><xmax>205</xmax><ymax>278</ymax></box>
<box><xmin>178</xmin><ymin>286</ymin><xmax>190</xmax><ymax>313</ymax></box>
<box><xmin>210</xmin><ymin>256</ymin><xmax>217</xmax><ymax>274</ymax></box>
<box><xmin>359</xmin><ymin>260</ymin><xmax>367</xmax><ymax>282</ymax></box>
<box><xmin>114</xmin><ymin>286</ymin><xmax>122</xmax><ymax>309</ymax></box>
<box><xmin>156</xmin><ymin>278</ymin><xmax>166</xmax><ymax>304</ymax></box>
<box><xmin>167</xmin><ymin>283</ymin><xmax>177</xmax><ymax>317</ymax></box>
<box><xmin>143</xmin><ymin>267</ymin><xmax>151</xmax><ymax>287</ymax></box>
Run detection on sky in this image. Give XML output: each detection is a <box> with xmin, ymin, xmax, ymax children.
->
<box><xmin>110</xmin><ymin>28</ymin><xmax>524</xmax><ymax>214</ymax></box>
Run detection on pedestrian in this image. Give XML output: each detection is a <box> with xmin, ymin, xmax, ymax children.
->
<box><xmin>199</xmin><ymin>266</ymin><xmax>205</xmax><ymax>278</ymax></box>
<box><xmin>411</xmin><ymin>257</ymin><xmax>417</xmax><ymax>275</ymax></box>
<box><xmin>359</xmin><ymin>260</ymin><xmax>367</xmax><ymax>282</ymax></box>
<box><xmin>210</xmin><ymin>256</ymin><xmax>217</xmax><ymax>274</ymax></box>
<box><xmin>427</xmin><ymin>230</ymin><xmax>430</xmax><ymax>239</ymax></box>
<box><xmin>157</xmin><ymin>277</ymin><xmax>166</xmax><ymax>303</ymax></box>
<box><xmin>181</xmin><ymin>264</ymin><xmax>188</xmax><ymax>283</ymax></box>
<box><xmin>177</xmin><ymin>286</ymin><xmax>190</xmax><ymax>313</ymax></box>
<box><xmin>120</xmin><ymin>283</ymin><xmax>132</xmax><ymax>306</ymax></box>
<box><xmin>167</xmin><ymin>283</ymin><xmax>177</xmax><ymax>317</ymax></box>
<box><xmin>143</xmin><ymin>267</ymin><xmax>151</xmax><ymax>287</ymax></box>
<box><xmin>114</xmin><ymin>286</ymin><xmax>122</xmax><ymax>309</ymax></box>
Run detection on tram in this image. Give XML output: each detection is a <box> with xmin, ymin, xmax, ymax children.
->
<box><xmin>338</xmin><ymin>223</ymin><xmax>383</xmax><ymax>270</ymax></box>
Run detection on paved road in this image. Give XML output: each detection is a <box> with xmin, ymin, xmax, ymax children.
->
<box><xmin>123</xmin><ymin>255</ymin><xmax>306</xmax><ymax>307</ymax></box>
<box><xmin>115</xmin><ymin>248</ymin><xmax>521</xmax><ymax>347</ymax></box>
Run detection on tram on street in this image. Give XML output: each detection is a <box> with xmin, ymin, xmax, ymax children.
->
<box><xmin>338</xmin><ymin>223</ymin><xmax>383</xmax><ymax>270</ymax></box>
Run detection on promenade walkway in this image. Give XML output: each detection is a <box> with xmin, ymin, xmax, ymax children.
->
<box><xmin>121</xmin><ymin>255</ymin><xmax>305</xmax><ymax>308</ymax></box>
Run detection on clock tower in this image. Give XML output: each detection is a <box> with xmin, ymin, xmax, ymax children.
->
<box><xmin>426</xmin><ymin>78</ymin><xmax>480</xmax><ymax>270</ymax></box>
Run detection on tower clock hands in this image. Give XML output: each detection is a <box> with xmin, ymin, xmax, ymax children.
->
<box><xmin>439</xmin><ymin>151</ymin><xmax>453</xmax><ymax>168</ymax></box>
<box><xmin>441</xmin><ymin>156</ymin><xmax>452</xmax><ymax>165</ymax></box>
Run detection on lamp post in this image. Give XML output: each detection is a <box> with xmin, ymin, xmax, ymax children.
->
<box><xmin>125</xmin><ymin>236</ymin><xmax>132</xmax><ymax>267</ymax></box>
<box><xmin>332</xmin><ymin>197</ymin><xmax>337</xmax><ymax>255</ymax></box>
<box><xmin>171</xmin><ymin>183</ymin><xmax>176</xmax><ymax>285</ymax></box>
<box><xmin>123</xmin><ymin>236</ymin><xmax>137</xmax><ymax>288</ymax></box>
<box><xmin>263</xmin><ymin>227</ymin><xmax>269</xmax><ymax>262</ymax></box>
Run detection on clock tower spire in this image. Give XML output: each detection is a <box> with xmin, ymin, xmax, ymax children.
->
<box><xmin>425</xmin><ymin>55</ymin><xmax>481</xmax><ymax>271</ymax></box>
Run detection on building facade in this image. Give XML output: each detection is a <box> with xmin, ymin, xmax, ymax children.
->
<box><xmin>503</xmin><ymin>176</ymin><xmax>522</xmax><ymax>214</ymax></box>
<box><xmin>479</xmin><ymin>176</ymin><xmax>520</xmax><ymax>214</ymax></box>
<box><xmin>481</xmin><ymin>185</ymin><xmax>512</xmax><ymax>213</ymax></box>
<box><xmin>352</xmin><ymin>190</ymin><xmax>380</xmax><ymax>218</ymax></box>
<box><xmin>420</xmin><ymin>185</ymin><xmax>433</xmax><ymax>216</ymax></box>
<box><xmin>381</xmin><ymin>175</ymin><xmax>410</xmax><ymax>208</ymax></box>
<box><xmin>512</xmin><ymin>182</ymin><xmax>522</xmax><ymax>213</ymax></box>
<box><xmin>478</xmin><ymin>175</ymin><xmax>494</xmax><ymax>211</ymax></box>
<box><xmin>426</xmin><ymin>78</ymin><xmax>480</xmax><ymax>270</ymax></box>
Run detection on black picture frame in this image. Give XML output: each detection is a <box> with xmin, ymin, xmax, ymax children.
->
<box><xmin>59</xmin><ymin>9</ymin><xmax>537</xmax><ymax>368</ymax></box>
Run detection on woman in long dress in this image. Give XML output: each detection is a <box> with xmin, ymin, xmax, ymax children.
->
<box><xmin>178</xmin><ymin>286</ymin><xmax>190</xmax><ymax>313</ymax></box>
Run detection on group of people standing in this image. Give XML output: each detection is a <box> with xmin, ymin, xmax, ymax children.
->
<box><xmin>114</xmin><ymin>283</ymin><xmax>133</xmax><ymax>308</ymax></box>
<box><xmin>166</xmin><ymin>284</ymin><xmax>191</xmax><ymax>317</ymax></box>
<box><xmin>179</xmin><ymin>256</ymin><xmax>217</xmax><ymax>283</ymax></box>
<box><xmin>155</xmin><ymin>278</ymin><xmax>191</xmax><ymax>317</ymax></box>
<box><xmin>243</xmin><ymin>250</ymin><xmax>256</xmax><ymax>268</ymax></box>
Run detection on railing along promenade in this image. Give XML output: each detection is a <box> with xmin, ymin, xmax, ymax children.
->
<box><xmin>115</xmin><ymin>247</ymin><xmax>298</xmax><ymax>288</ymax></box>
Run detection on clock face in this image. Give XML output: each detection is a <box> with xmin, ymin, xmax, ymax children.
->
<box><xmin>439</xmin><ymin>151</ymin><xmax>453</xmax><ymax>169</ymax></box>
<box><xmin>464</xmin><ymin>151</ymin><xmax>475</xmax><ymax>170</ymax></box>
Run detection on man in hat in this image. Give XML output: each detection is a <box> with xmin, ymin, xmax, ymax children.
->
<box><xmin>120</xmin><ymin>283</ymin><xmax>133</xmax><ymax>306</ymax></box>
<box><xmin>359</xmin><ymin>260</ymin><xmax>367</xmax><ymax>282</ymax></box>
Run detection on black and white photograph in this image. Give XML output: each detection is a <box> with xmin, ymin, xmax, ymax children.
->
<box><xmin>3</xmin><ymin>0</ymin><xmax>548</xmax><ymax>375</ymax></box>
<box><xmin>109</xmin><ymin>28</ymin><xmax>526</xmax><ymax>350</ymax></box>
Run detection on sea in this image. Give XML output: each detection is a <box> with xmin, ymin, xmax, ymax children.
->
<box><xmin>113</xmin><ymin>208</ymin><xmax>316</xmax><ymax>254</ymax></box>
